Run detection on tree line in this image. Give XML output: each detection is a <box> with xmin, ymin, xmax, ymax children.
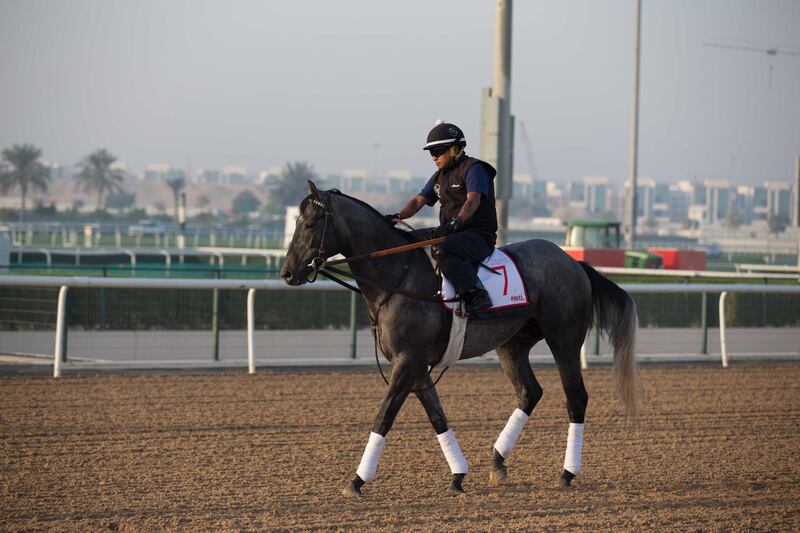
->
<box><xmin>0</xmin><ymin>143</ymin><xmax>317</xmax><ymax>224</ymax></box>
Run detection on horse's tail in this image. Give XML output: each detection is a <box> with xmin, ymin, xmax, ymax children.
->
<box><xmin>579</xmin><ymin>261</ymin><xmax>643</xmax><ymax>418</ymax></box>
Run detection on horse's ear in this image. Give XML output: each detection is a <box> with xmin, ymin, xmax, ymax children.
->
<box><xmin>307</xmin><ymin>180</ymin><xmax>320</xmax><ymax>197</ymax></box>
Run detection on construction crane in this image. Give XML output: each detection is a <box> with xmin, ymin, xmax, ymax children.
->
<box><xmin>704</xmin><ymin>40</ymin><xmax>800</xmax><ymax>88</ymax></box>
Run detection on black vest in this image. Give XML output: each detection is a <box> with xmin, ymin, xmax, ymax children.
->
<box><xmin>433</xmin><ymin>155</ymin><xmax>498</xmax><ymax>241</ymax></box>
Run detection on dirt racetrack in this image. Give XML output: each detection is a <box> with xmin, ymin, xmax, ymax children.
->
<box><xmin>2</xmin><ymin>362</ymin><xmax>799</xmax><ymax>531</ymax></box>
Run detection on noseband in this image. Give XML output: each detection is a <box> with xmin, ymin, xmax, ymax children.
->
<box><xmin>306</xmin><ymin>197</ymin><xmax>336</xmax><ymax>282</ymax></box>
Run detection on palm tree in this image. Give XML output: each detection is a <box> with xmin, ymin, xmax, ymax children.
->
<box><xmin>0</xmin><ymin>143</ymin><xmax>51</xmax><ymax>223</ymax></box>
<box><xmin>166</xmin><ymin>176</ymin><xmax>186</xmax><ymax>224</ymax></box>
<box><xmin>270</xmin><ymin>161</ymin><xmax>317</xmax><ymax>207</ymax></box>
<box><xmin>75</xmin><ymin>149</ymin><xmax>125</xmax><ymax>209</ymax></box>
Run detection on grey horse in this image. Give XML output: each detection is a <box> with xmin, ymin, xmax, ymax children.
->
<box><xmin>280</xmin><ymin>182</ymin><xmax>642</xmax><ymax>496</ymax></box>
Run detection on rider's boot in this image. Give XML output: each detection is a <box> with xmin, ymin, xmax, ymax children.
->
<box><xmin>463</xmin><ymin>280</ymin><xmax>492</xmax><ymax>315</ymax></box>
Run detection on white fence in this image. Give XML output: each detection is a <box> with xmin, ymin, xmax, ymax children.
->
<box><xmin>1</xmin><ymin>275</ymin><xmax>799</xmax><ymax>377</ymax></box>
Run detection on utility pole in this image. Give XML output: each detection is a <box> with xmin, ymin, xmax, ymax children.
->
<box><xmin>624</xmin><ymin>0</ymin><xmax>641</xmax><ymax>249</ymax></box>
<box><xmin>481</xmin><ymin>0</ymin><xmax>513</xmax><ymax>246</ymax></box>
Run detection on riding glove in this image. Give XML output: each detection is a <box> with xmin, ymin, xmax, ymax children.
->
<box><xmin>443</xmin><ymin>216</ymin><xmax>462</xmax><ymax>235</ymax></box>
<box><xmin>384</xmin><ymin>213</ymin><xmax>400</xmax><ymax>225</ymax></box>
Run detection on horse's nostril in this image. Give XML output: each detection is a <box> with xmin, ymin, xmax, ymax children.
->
<box><xmin>280</xmin><ymin>270</ymin><xmax>292</xmax><ymax>281</ymax></box>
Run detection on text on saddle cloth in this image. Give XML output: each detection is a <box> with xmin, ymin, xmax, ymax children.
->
<box><xmin>441</xmin><ymin>248</ymin><xmax>528</xmax><ymax>312</ymax></box>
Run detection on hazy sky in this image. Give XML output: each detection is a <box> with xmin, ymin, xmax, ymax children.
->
<box><xmin>1</xmin><ymin>0</ymin><xmax>799</xmax><ymax>185</ymax></box>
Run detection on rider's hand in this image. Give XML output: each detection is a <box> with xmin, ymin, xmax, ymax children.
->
<box><xmin>443</xmin><ymin>215</ymin><xmax>462</xmax><ymax>235</ymax></box>
<box><xmin>384</xmin><ymin>213</ymin><xmax>400</xmax><ymax>225</ymax></box>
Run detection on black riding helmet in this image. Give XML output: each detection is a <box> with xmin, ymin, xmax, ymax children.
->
<box><xmin>423</xmin><ymin>120</ymin><xmax>466</xmax><ymax>151</ymax></box>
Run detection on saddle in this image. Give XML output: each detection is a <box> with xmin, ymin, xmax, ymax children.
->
<box><xmin>440</xmin><ymin>248</ymin><xmax>529</xmax><ymax>320</ymax></box>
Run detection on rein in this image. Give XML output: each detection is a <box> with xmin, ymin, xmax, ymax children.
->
<box><xmin>306</xmin><ymin>204</ymin><xmax>452</xmax><ymax>303</ymax></box>
<box><xmin>324</xmin><ymin>237</ymin><xmax>445</xmax><ymax>267</ymax></box>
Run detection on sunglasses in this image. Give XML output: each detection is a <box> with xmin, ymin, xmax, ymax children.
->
<box><xmin>429</xmin><ymin>145</ymin><xmax>451</xmax><ymax>157</ymax></box>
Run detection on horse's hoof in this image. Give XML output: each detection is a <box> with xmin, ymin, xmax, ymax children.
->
<box><xmin>341</xmin><ymin>483</ymin><xmax>361</xmax><ymax>497</ymax></box>
<box><xmin>342</xmin><ymin>475</ymin><xmax>364</xmax><ymax>497</ymax></box>
<box><xmin>490</xmin><ymin>448</ymin><xmax>507</xmax><ymax>486</ymax></box>
<box><xmin>489</xmin><ymin>465</ymin><xmax>508</xmax><ymax>485</ymax></box>
<box><xmin>449</xmin><ymin>473</ymin><xmax>466</xmax><ymax>495</ymax></box>
<box><xmin>448</xmin><ymin>484</ymin><xmax>466</xmax><ymax>495</ymax></box>
<box><xmin>560</xmin><ymin>469</ymin><xmax>576</xmax><ymax>488</ymax></box>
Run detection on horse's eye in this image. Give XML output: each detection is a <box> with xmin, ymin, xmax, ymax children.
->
<box><xmin>305</xmin><ymin>221</ymin><xmax>316</xmax><ymax>230</ymax></box>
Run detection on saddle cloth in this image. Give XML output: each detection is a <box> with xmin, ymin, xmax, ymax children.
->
<box><xmin>442</xmin><ymin>248</ymin><xmax>528</xmax><ymax>312</ymax></box>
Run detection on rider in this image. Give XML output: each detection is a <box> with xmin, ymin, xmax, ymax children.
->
<box><xmin>385</xmin><ymin>120</ymin><xmax>497</xmax><ymax>315</ymax></box>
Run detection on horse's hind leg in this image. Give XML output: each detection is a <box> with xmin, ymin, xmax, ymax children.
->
<box><xmin>547</xmin><ymin>337</ymin><xmax>589</xmax><ymax>488</ymax></box>
<box><xmin>342</xmin><ymin>355</ymin><xmax>426</xmax><ymax>496</ymax></box>
<box><xmin>414</xmin><ymin>376</ymin><xmax>468</xmax><ymax>494</ymax></box>
<box><xmin>491</xmin><ymin>334</ymin><xmax>542</xmax><ymax>485</ymax></box>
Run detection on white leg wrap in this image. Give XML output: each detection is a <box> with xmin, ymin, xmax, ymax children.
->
<box><xmin>356</xmin><ymin>432</ymin><xmax>385</xmax><ymax>482</ymax></box>
<box><xmin>494</xmin><ymin>408</ymin><xmax>529</xmax><ymax>459</ymax></box>
<box><xmin>563</xmin><ymin>423</ymin><xmax>585</xmax><ymax>475</ymax></box>
<box><xmin>437</xmin><ymin>429</ymin><xmax>468</xmax><ymax>474</ymax></box>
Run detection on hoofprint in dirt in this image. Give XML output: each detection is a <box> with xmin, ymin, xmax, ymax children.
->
<box><xmin>1</xmin><ymin>363</ymin><xmax>798</xmax><ymax>531</ymax></box>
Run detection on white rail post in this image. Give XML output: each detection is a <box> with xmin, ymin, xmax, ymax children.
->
<box><xmin>719</xmin><ymin>291</ymin><xmax>729</xmax><ymax>368</ymax></box>
<box><xmin>53</xmin><ymin>286</ymin><xmax>68</xmax><ymax>378</ymax></box>
<box><xmin>247</xmin><ymin>288</ymin><xmax>256</xmax><ymax>374</ymax></box>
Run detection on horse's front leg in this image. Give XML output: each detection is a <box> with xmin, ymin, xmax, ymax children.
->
<box><xmin>342</xmin><ymin>355</ymin><xmax>426</xmax><ymax>496</ymax></box>
<box><xmin>415</xmin><ymin>376</ymin><xmax>469</xmax><ymax>494</ymax></box>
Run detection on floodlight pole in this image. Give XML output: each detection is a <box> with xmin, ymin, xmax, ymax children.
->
<box><xmin>484</xmin><ymin>0</ymin><xmax>513</xmax><ymax>246</ymax></box>
<box><xmin>624</xmin><ymin>0</ymin><xmax>642</xmax><ymax>249</ymax></box>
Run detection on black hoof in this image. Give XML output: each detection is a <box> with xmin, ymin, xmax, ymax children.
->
<box><xmin>449</xmin><ymin>473</ymin><xmax>466</xmax><ymax>494</ymax></box>
<box><xmin>489</xmin><ymin>448</ymin><xmax>508</xmax><ymax>485</ymax></box>
<box><xmin>560</xmin><ymin>469</ymin><xmax>576</xmax><ymax>488</ymax></box>
<box><xmin>342</xmin><ymin>475</ymin><xmax>365</xmax><ymax>497</ymax></box>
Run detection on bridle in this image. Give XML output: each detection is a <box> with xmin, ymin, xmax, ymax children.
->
<box><xmin>305</xmin><ymin>197</ymin><xmax>335</xmax><ymax>283</ymax></box>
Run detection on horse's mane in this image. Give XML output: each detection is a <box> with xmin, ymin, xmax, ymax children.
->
<box><xmin>323</xmin><ymin>189</ymin><xmax>416</xmax><ymax>243</ymax></box>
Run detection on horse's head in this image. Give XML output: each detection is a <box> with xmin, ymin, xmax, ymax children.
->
<box><xmin>280</xmin><ymin>181</ymin><xmax>341</xmax><ymax>286</ymax></box>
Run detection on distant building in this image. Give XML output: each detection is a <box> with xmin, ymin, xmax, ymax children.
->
<box><xmin>669</xmin><ymin>181</ymin><xmax>693</xmax><ymax>223</ymax></box>
<box><xmin>568</xmin><ymin>176</ymin><xmax>611</xmax><ymax>217</ymax></box>
<box><xmin>703</xmin><ymin>179</ymin><xmax>732</xmax><ymax>224</ymax></box>
<box><xmin>749</xmin><ymin>181</ymin><xmax>792</xmax><ymax>223</ymax></box>
<box><xmin>324</xmin><ymin>174</ymin><xmax>342</xmax><ymax>189</ymax></box>
<box><xmin>165</xmin><ymin>168</ymin><xmax>184</xmax><ymax>183</ymax></box>
<box><xmin>258</xmin><ymin>167</ymin><xmax>282</xmax><ymax>186</ymax></box>
<box><xmin>636</xmin><ymin>177</ymin><xmax>670</xmax><ymax>224</ymax></box>
<box><xmin>222</xmin><ymin>165</ymin><xmax>248</xmax><ymax>184</ymax></box>
<box><xmin>45</xmin><ymin>161</ymin><xmax>63</xmax><ymax>180</ymax></box>
<box><xmin>546</xmin><ymin>181</ymin><xmax>565</xmax><ymax>210</ymax></box>
<box><xmin>388</xmin><ymin>170</ymin><xmax>412</xmax><ymax>194</ymax></box>
<box><xmin>143</xmin><ymin>164</ymin><xmax>171</xmax><ymax>183</ymax></box>
<box><xmin>342</xmin><ymin>169</ymin><xmax>367</xmax><ymax>193</ymax></box>
<box><xmin>383</xmin><ymin>171</ymin><xmax>427</xmax><ymax>195</ymax></box>
<box><xmin>197</xmin><ymin>169</ymin><xmax>222</xmax><ymax>184</ymax></box>
<box><xmin>513</xmin><ymin>174</ymin><xmax>536</xmax><ymax>200</ymax></box>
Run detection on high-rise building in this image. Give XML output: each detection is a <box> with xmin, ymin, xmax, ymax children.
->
<box><xmin>342</xmin><ymin>169</ymin><xmax>367</xmax><ymax>193</ymax></box>
<box><xmin>764</xmin><ymin>180</ymin><xmax>792</xmax><ymax>221</ymax></box>
<box><xmin>568</xmin><ymin>176</ymin><xmax>610</xmax><ymax>217</ymax></box>
<box><xmin>388</xmin><ymin>170</ymin><xmax>412</xmax><ymax>194</ymax></box>
<box><xmin>143</xmin><ymin>164</ymin><xmax>171</xmax><ymax>183</ymax></box>
<box><xmin>669</xmin><ymin>181</ymin><xmax>694</xmax><ymax>223</ymax></box>
<box><xmin>704</xmin><ymin>179</ymin><xmax>732</xmax><ymax>224</ymax></box>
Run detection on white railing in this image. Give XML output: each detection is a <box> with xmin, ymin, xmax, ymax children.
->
<box><xmin>1</xmin><ymin>275</ymin><xmax>799</xmax><ymax>377</ymax></box>
<box><xmin>12</xmin><ymin>244</ymin><xmax>288</xmax><ymax>268</ymax></box>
